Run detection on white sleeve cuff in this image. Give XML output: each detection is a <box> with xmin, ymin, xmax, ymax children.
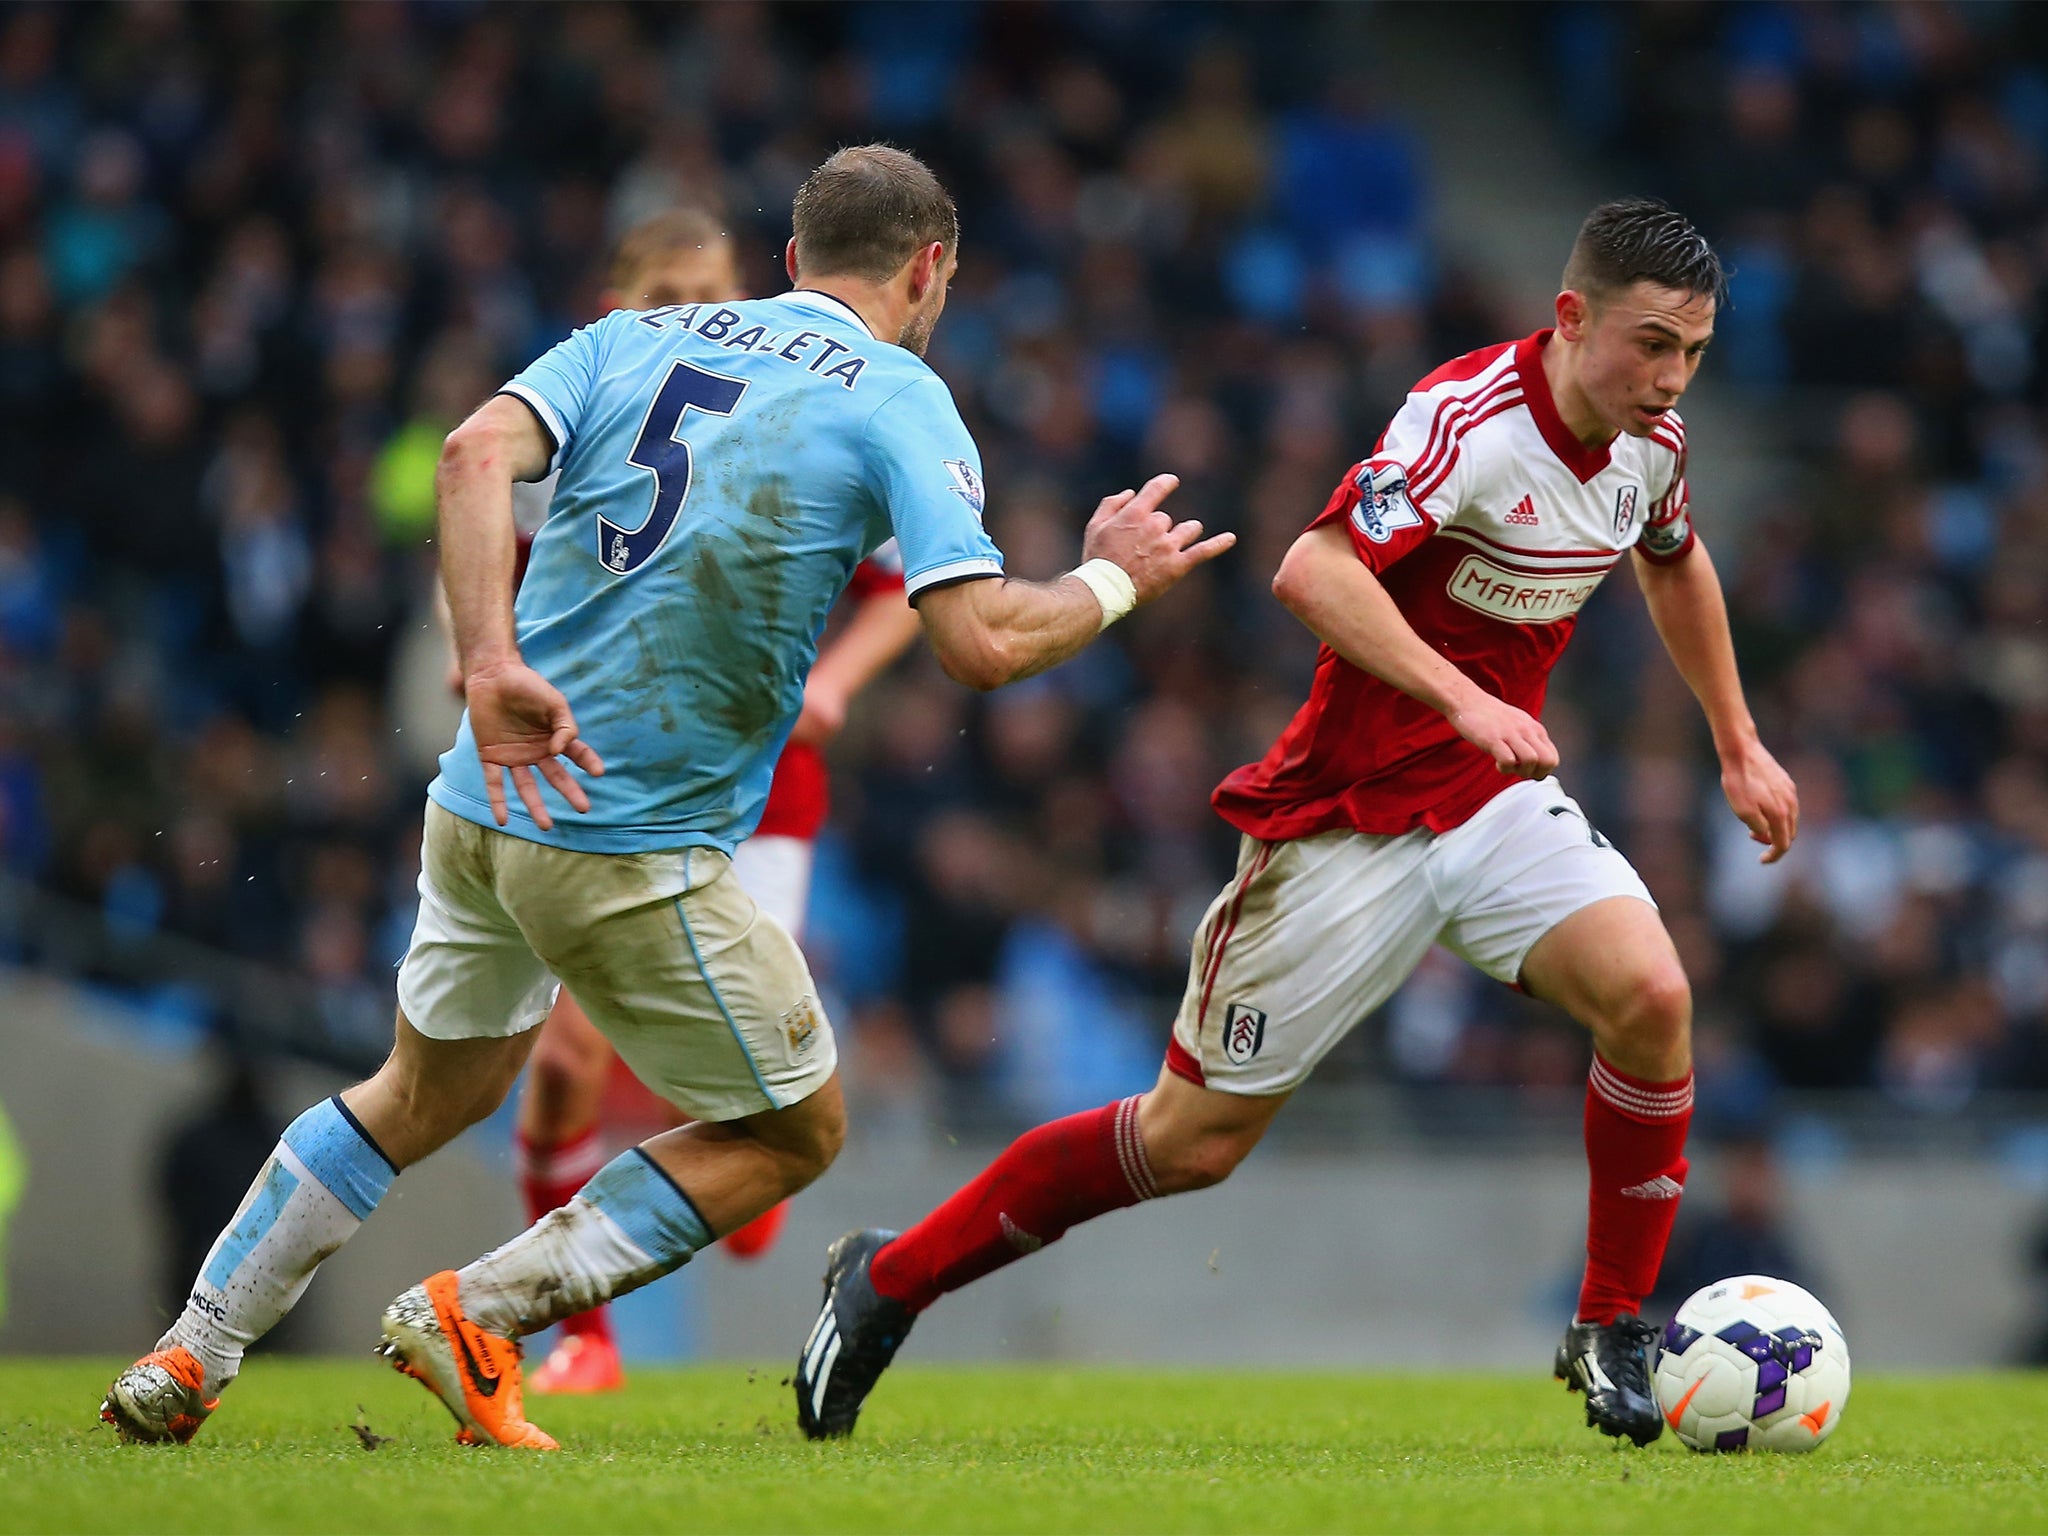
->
<box><xmin>498</xmin><ymin>384</ymin><xmax>570</xmax><ymax>475</ymax></box>
<box><xmin>903</xmin><ymin>556</ymin><xmax>1004</xmax><ymax>598</ymax></box>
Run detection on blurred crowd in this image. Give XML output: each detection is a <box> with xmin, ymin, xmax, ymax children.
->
<box><xmin>3</xmin><ymin>1</ymin><xmax>2045</xmax><ymax>1137</ymax></box>
<box><xmin>1546</xmin><ymin>0</ymin><xmax>2048</xmax><ymax>1120</ymax></box>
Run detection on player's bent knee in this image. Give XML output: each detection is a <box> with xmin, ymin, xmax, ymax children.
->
<box><xmin>796</xmin><ymin>1102</ymin><xmax>847</xmax><ymax>1178</ymax></box>
<box><xmin>1150</xmin><ymin>1127</ymin><xmax>1255</xmax><ymax>1194</ymax></box>
<box><xmin>1595</xmin><ymin>962</ymin><xmax>1692</xmax><ymax>1073</ymax></box>
<box><xmin>762</xmin><ymin>1082</ymin><xmax>847</xmax><ymax>1189</ymax></box>
<box><xmin>1628</xmin><ymin>964</ymin><xmax>1692</xmax><ymax>1039</ymax></box>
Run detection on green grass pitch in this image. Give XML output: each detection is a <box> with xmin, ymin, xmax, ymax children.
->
<box><xmin>3</xmin><ymin>1360</ymin><xmax>2045</xmax><ymax>1534</ymax></box>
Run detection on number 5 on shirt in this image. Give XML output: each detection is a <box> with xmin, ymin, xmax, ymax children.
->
<box><xmin>603</xmin><ymin>361</ymin><xmax>750</xmax><ymax>575</ymax></box>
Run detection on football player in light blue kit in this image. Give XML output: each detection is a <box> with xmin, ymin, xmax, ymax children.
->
<box><xmin>104</xmin><ymin>145</ymin><xmax>1235</xmax><ymax>1450</ymax></box>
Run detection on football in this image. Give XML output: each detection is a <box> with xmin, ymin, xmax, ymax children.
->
<box><xmin>1653</xmin><ymin>1275</ymin><xmax>1851</xmax><ymax>1453</ymax></box>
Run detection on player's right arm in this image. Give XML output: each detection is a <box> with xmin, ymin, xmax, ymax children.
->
<box><xmin>437</xmin><ymin>393</ymin><xmax>604</xmax><ymax>827</ymax></box>
<box><xmin>1271</xmin><ymin>523</ymin><xmax>1557</xmax><ymax>778</ymax></box>
<box><xmin>916</xmin><ymin>475</ymin><xmax>1232</xmax><ymax>690</ymax></box>
<box><xmin>864</xmin><ymin>375</ymin><xmax>1231</xmax><ymax>691</ymax></box>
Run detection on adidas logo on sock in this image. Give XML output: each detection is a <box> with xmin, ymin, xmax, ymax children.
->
<box><xmin>999</xmin><ymin>1213</ymin><xmax>1043</xmax><ymax>1253</ymax></box>
<box><xmin>1619</xmin><ymin>1176</ymin><xmax>1683</xmax><ymax>1200</ymax></box>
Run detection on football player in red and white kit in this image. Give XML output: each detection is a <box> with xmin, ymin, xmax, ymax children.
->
<box><xmin>794</xmin><ymin>199</ymin><xmax>1800</xmax><ymax>1446</ymax></box>
<box><xmin>488</xmin><ymin>210</ymin><xmax>921</xmax><ymax>1395</ymax></box>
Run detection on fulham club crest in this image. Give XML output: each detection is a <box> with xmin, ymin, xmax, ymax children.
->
<box><xmin>1223</xmin><ymin>1002</ymin><xmax>1267</xmax><ymax>1065</ymax></box>
<box><xmin>1613</xmin><ymin>485</ymin><xmax>1640</xmax><ymax>542</ymax></box>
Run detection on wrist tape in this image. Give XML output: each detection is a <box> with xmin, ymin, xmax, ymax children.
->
<box><xmin>1071</xmin><ymin>558</ymin><xmax>1137</xmax><ymax>630</ymax></box>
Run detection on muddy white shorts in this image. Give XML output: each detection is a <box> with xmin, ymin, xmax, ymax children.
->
<box><xmin>1169</xmin><ymin>776</ymin><xmax>1655</xmax><ymax>1095</ymax></box>
<box><xmin>397</xmin><ymin>803</ymin><xmax>836</xmax><ymax>1122</ymax></box>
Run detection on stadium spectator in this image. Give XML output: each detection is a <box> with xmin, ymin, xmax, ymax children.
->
<box><xmin>3</xmin><ymin>0</ymin><xmax>2046</xmax><ymax>1136</ymax></box>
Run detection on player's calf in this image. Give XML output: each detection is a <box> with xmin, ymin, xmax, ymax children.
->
<box><xmin>343</xmin><ymin>1013</ymin><xmax>535</xmax><ymax>1169</ymax></box>
<box><xmin>1135</xmin><ymin>1078</ymin><xmax>1279</xmax><ymax>1194</ymax></box>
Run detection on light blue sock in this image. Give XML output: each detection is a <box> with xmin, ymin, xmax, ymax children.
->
<box><xmin>582</xmin><ymin>1150</ymin><xmax>715</xmax><ymax>1266</ymax></box>
<box><xmin>279</xmin><ymin>1097</ymin><xmax>398</xmax><ymax>1219</ymax></box>
<box><xmin>458</xmin><ymin>1149</ymin><xmax>714</xmax><ymax>1337</ymax></box>
<box><xmin>172</xmin><ymin>1096</ymin><xmax>398</xmax><ymax>1392</ymax></box>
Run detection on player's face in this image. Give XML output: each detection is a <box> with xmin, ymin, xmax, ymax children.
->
<box><xmin>1570</xmin><ymin>282</ymin><xmax>1714</xmax><ymax>438</ymax></box>
<box><xmin>897</xmin><ymin>247</ymin><xmax>956</xmax><ymax>358</ymax></box>
<box><xmin>629</xmin><ymin>245</ymin><xmax>742</xmax><ymax>309</ymax></box>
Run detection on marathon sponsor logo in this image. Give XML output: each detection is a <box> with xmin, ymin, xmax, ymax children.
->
<box><xmin>1447</xmin><ymin>552</ymin><xmax>1604</xmax><ymax>624</ymax></box>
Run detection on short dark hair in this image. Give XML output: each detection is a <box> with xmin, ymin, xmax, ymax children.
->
<box><xmin>791</xmin><ymin>144</ymin><xmax>958</xmax><ymax>282</ymax></box>
<box><xmin>610</xmin><ymin>207</ymin><xmax>730</xmax><ymax>290</ymax></box>
<box><xmin>1562</xmin><ymin>198</ymin><xmax>1727</xmax><ymax>310</ymax></box>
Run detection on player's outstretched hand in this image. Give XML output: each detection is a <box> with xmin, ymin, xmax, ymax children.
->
<box><xmin>1721</xmin><ymin>736</ymin><xmax>1799</xmax><ymax>864</ymax></box>
<box><xmin>1448</xmin><ymin>693</ymin><xmax>1558</xmax><ymax>779</ymax></box>
<box><xmin>1081</xmin><ymin>474</ymin><xmax>1236</xmax><ymax>606</ymax></box>
<box><xmin>465</xmin><ymin>661</ymin><xmax>605</xmax><ymax>831</ymax></box>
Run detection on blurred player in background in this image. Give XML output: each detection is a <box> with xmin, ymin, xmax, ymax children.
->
<box><xmin>796</xmin><ymin>199</ymin><xmax>1800</xmax><ymax>1451</ymax></box>
<box><xmin>505</xmin><ymin>210</ymin><xmax>921</xmax><ymax>1397</ymax></box>
<box><xmin>103</xmin><ymin>144</ymin><xmax>1231</xmax><ymax>1452</ymax></box>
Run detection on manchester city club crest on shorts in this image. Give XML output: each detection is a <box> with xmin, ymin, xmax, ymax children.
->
<box><xmin>1613</xmin><ymin>484</ymin><xmax>1639</xmax><ymax>542</ymax></box>
<box><xmin>782</xmin><ymin>996</ymin><xmax>823</xmax><ymax>1057</ymax></box>
<box><xmin>1223</xmin><ymin>1001</ymin><xmax>1267</xmax><ymax>1065</ymax></box>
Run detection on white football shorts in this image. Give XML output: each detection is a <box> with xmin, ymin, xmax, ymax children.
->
<box><xmin>397</xmin><ymin>803</ymin><xmax>836</xmax><ymax>1121</ymax></box>
<box><xmin>730</xmin><ymin>833</ymin><xmax>815</xmax><ymax>942</ymax></box>
<box><xmin>1170</xmin><ymin>775</ymin><xmax>1655</xmax><ymax>1095</ymax></box>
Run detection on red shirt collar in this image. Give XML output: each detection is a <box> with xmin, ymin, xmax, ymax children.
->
<box><xmin>1516</xmin><ymin>329</ymin><xmax>1613</xmax><ymax>483</ymax></box>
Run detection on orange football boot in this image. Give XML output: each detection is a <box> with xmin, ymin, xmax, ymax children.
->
<box><xmin>721</xmin><ymin>1199</ymin><xmax>789</xmax><ymax>1261</ymax></box>
<box><xmin>376</xmin><ymin>1270</ymin><xmax>557</xmax><ymax>1449</ymax></box>
<box><xmin>101</xmin><ymin>1344</ymin><xmax>219</xmax><ymax>1444</ymax></box>
<box><xmin>529</xmin><ymin>1330</ymin><xmax>625</xmax><ymax>1395</ymax></box>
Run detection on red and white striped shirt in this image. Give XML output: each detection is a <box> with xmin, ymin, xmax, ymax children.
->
<box><xmin>1214</xmin><ymin>330</ymin><xmax>1692</xmax><ymax>841</ymax></box>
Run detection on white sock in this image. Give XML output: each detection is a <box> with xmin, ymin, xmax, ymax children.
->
<box><xmin>457</xmin><ymin>1149</ymin><xmax>712</xmax><ymax>1337</ymax></box>
<box><xmin>165</xmin><ymin>1098</ymin><xmax>395</xmax><ymax>1395</ymax></box>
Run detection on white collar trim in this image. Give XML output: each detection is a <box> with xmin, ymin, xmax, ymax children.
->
<box><xmin>776</xmin><ymin>288</ymin><xmax>879</xmax><ymax>341</ymax></box>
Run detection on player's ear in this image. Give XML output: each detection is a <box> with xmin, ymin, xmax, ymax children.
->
<box><xmin>1555</xmin><ymin>288</ymin><xmax>1592</xmax><ymax>342</ymax></box>
<box><xmin>906</xmin><ymin>241</ymin><xmax>943</xmax><ymax>300</ymax></box>
<box><xmin>784</xmin><ymin>237</ymin><xmax>801</xmax><ymax>285</ymax></box>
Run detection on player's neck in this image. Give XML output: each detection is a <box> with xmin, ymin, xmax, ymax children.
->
<box><xmin>793</xmin><ymin>278</ymin><xmax>895</xmax><ymax>345</ymax></box>
<box><xmin>1539</xmin><ymin>333</ymin><xmax>1620</xmax><ymax>450</ymax></box>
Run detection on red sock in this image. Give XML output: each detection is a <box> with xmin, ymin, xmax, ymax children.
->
<box><xmin>721</xmin><ymin>1199</ymin><xmax>788</xmax><ymax>1261</ymax></box>
<box><xmin>517</xmin><ymin>1125</ymin><xmax>615</xmax><ymax>1345</ymax></box>
<box><xmin>870</xmin><ymin>1095</ymin><xmax>1159</xmax><ymax>1312</ymax></box>
<box><xmin>1577</xmin><ymin>1056</ymin><xmax>1693</xmax><ymax>1325</ymax></box>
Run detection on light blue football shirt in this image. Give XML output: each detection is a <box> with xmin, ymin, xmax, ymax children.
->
<box><xmin>430</xmin><ymin>289</ymin><xmax>1002</xmax><ymax>854</ymax></box>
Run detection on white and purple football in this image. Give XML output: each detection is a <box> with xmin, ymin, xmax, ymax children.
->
<box><xmin>1652</xmin><ymin>1275</ymin><xmax>1851</xmax><ymax>1452</ymax></box>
